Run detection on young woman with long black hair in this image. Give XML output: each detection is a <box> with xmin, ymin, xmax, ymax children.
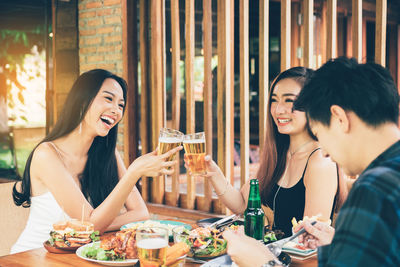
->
<box><xmin>193</xmin><ymin>67</ymin><xmax>346</xmax><ymax>236</ymax></box>
<box><xmin>11</xmin><ymin>69</ymin><xmax>181</xmax><ymax>253</ymax></box>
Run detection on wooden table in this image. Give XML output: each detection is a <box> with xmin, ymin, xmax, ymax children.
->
<box><xmin>0</xmin><ymin>247</ymin><xmax>317</xmax><ymax>266</ymax></box>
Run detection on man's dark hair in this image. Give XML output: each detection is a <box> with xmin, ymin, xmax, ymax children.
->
<box><xmin>294</xmin><ymin>57</ymin><xmax>399</xmax><ymax>126</ymax></box>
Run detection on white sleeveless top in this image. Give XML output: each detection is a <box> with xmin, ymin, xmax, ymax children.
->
<box><xmin>10</xmin><ymin>191</ymin><xmax>70</xmax><ymax>254</ymax></box>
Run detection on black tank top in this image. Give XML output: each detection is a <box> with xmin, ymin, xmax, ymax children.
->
<box><xmin>265</xmin><ymin>148</ymin><xmax>330</xmax><ymax>237</ymax></box>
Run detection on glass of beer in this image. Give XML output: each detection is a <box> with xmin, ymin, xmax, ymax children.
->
<box><xmin>183</xmin><ymin>132</ymin><xmax>206</xmax><ymax>175</ymax></box>
<box><xmin>158</xmin><ymin>128</ymin><xmax>184</xmax><ymax>166</ymax></box>
<box><xmin>136</xmin><ymin>227</ymin><xmax>169</xmax><ymax>267</ymax></box>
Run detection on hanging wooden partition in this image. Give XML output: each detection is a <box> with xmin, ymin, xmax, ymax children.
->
<box><xmin>122</xmin><ymin>0</ymin><xmax>392</xmax><ymax>217</ymax></box>
<box><xmin>259</xmin><ymin>0</ymin><xmax>269</xmax><ymax>156</ymax></box>
<box><xmin>375</xmin><ymin>0</ymin><xmax>387</xmax><ymax>66</ymax></box>
<box><xmin>352</xmin><ymin>0</ymin><xmax>362</xmax><ymax>62</ymax></box>
<box><xmin>202</xmin><ymin>0</ymin><xmax>213</xmax><ymax>212</ymax></box>
<box><xmin>281</xmin><ymin>0</ymin><xmax>291</xmax><ymax>71</ymax></box>
<box><xmin>240</xmin><ymin>0</ymin><xmax>250</xmax><ymax>188</ymax></box>
<box><xmin>326</xmin><ymin>0</ymin><xmax>337</xmax><ymax>60</ymax></box>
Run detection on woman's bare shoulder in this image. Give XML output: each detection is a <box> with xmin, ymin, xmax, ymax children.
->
<box><xmin>31</xmin><ymin>142</ymin><xmax>64</xmax><ymax>171</ymax></box>
<box><xmin>305</xmin><ymin>149</ymin><xmax>337</xmax><ymax>182</ymax></box>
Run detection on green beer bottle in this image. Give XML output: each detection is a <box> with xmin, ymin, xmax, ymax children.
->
<box><xmin>244</xmin><ymin>179</ymin><xmax>265</xmax><ymax>240</ymax></box>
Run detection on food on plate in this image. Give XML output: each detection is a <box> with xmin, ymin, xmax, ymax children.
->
<box><xmin>263</xmin><ymin>229</ymin><xmax>285</xmax><ymax>244</ymax></box>
<box><xmin>48</xmin><ymin>220</ymin><xmax>99</xmax><ymax>248</ymax></box>
<box><xmin>100</xmin><ymin>229</ymin><xmax>137</xmax><ymax>259</ymax></box>
<box><xmin>283</xmin><ymin>241</ymin><xmax>311</xmax><ymax>251</ymax></box>
<box><xmin>123</xmin><ymin>220</ymin><xmax>183</xmax><ymax>236</ymax></box>
<box><xmin>291</xmin><ymin>214</ymin><xmax>331</xmax><ymax>229</ymax></box>
<box><xmin>165</xmin><ymin>242</ymin><xmax>190</xmax><ymax>265</ymax></box>
<box><xmin>177</xmin><ymin>227</ymin><xmax>227</xmax><ymax>258</ymax></box>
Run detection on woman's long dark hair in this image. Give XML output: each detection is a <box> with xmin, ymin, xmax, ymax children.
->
<box><xmin>257</xmin><ymin>67</ymin><xmax>314</xmax><ymax>205</ymax></box>
<box><xmin>13</xmin><ymin>69</ymin><xmax>127</xmax><ymax>208</ymax></box>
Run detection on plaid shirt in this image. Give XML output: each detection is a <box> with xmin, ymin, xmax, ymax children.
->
<box><xmin>318</xmin><ymin>140</ymin><xmax>400</xmax><ymax>267</ymax></box>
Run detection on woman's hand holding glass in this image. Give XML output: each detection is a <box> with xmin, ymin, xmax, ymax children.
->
<box><xmin>129</xmin><ymin>146</ymin><xmax>182</xmax><ymax>177</ymax></box>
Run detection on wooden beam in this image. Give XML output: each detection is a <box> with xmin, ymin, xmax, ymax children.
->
<box><xmin>303</xmin><ymin>0</ymin><xmax>314</xmax><ymax>68</ymax></box>
<box><xmin>169</xmin><ymin>0</ymin><xmax>181</xmax><ymax>208</ymax></box>
<box><xmin>217</xmin><ymin>0</ymin><xmax>234</xmax><ymax>214</ymax></box>
<box><xmin>291</xmin><ymin>2</ymin><xmax>300</xmax><ymax>67</ymax></box>
<box><xmin>139</xmin><ymin>0</ymin><xmax>149</xmax><ymax>202</ymax></box>
<box><xmin>150</xmin><ymin>0</ymin><xmax>165</xmax><ymax>204</ymax></box>
<box><xmin>122</xmin><ymin>0</ymin><xmax>139</xmax><ymax>166</ymax></box>
<box><xmin>352</xmin><ymin>0</ymin><xmax>362</xmax><ymax>62</ymax></box>
<box><xmin>185</xmin><ymin>0</ymin><xmax>196</xmax><ymax>210</ymax></box>
<box><xmin>398</xmin><ymin>25</ymin><xmax>400</xmax><ymax>92</ymax></box>
<box><xmin>375</xmin><ymin>0</ymin><xmax>387</xmax><ymax>66</ymax></box>
<box><xmin>240</xmin><ymin>0</ymin><xmax>250</xmax><ymax>188</ymax></box>
<box><xmin>259</xmin><ymin>0</ymin><xmax>268</xmax><ymax>166</ymax></box>
<box><xmin>326</xmin><ymin>0</ymin><xmax>337</xmax><ymax>61</ymax></box>
<box><xmin>147</xmin><ymin>203</ymin><xmax>222</xmax><ymax>221</ymax></box>
<box><xmin>202</xmin><ymin>0</ymin><xmax>213</xmax><ymax>212</ymax></box>
<box><xmin>281</xmin><ymin>0</ymin><xmax>291</xmax><ymax>71</ymax></box>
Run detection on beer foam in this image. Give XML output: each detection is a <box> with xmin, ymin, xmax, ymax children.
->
<box><xmin>183</xmin><ymin>139</ymin><xmax>205</xmax><ymax>144</ymax></box>
<box><xmin>159</xmin><ymin>137</ymin><xmax>182</xmax><ymax>143</ymax></box>
<box><xmin>137</xmin><ymin>238</ymin><xmax>168</xmax><ymax>249</ymax></box>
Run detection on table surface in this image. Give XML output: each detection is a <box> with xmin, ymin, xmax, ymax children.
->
<box><xmin>0</xmin><ymin>247</ymin><xmax>317</xmax><ymax>267</ymax></box>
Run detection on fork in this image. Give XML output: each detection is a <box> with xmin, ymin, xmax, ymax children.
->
<box><xmin>209</xmin><ymin>214</ymin><xmax>237</xmax><ymax>229</ymax></box>
<box><xmin>266</xmin><ymin>221</ymin><xmax>317</xmax><ymax>256</ymax></box>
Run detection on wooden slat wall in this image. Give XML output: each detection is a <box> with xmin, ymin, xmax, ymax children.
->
<box><xmin>150</xmin><ymin>0</ymin><xmax>165</xmax><ymax>204</ymax></box>
<box><xmin>303</xmin><ymin>0</ymin><xmax>314</xmax><ymax>68</ymax></box>
<box><xmin>132</xmin><ymin>0</ymin><xmax>393</xmax><ymax>216</ymax></box>
<box><xmin>185</xmin><ymin>0</ymin><xmax>196</xmax><ymax>210</ymax></box>
<box><xmin>122</xmin><ymin>0</ymin><xmax>139</xmax><ymax>166</ymax></box>
<box><xmin>259</xmin><ymin>0</ymin><xmax>269</xmax><ymax>164</ymax></box>
<box><xmin>352</xmin><ymin>0</ymin><xmax>362</xmax><ymax>62</ymax></box>
<box><xmin>375</xmin><ymin>0</ymin><xmax>387</xmax><ymax>66</ymax></box>
<box><xmin>326</xmin><ymin>0</ymin><xmax>337</xmax><ymax>60</ymax></box>
<box><xmin>202</xmin><ymin>0</ymin><xmax>213</xmax><ymax>212</ymax></box>
<box><xmin>217</xmin><ymin>0</ymin><xmax>234</xmax><ymax>214</ymax></box>
<box><xmin>139</xmin><ymin>0</ymin><xmax>149</xmax><ymax>202</ymax></box>
<box><xmin>240</xmin><ymin>0</ymin><xmax>249</xmax><ymax>188</ymax></box>
<box><xmin>281</xmin><ymin>0</ymin><xmax>291</xmax><ymax>71</ymax></box>
<box><xmin>168</xmin><ymin>0</ymin><xmax>181</xmax><ymax>207</ymax></box>
<box><xmin>398</xmin><ymin>25</ymin><xmax>400</xmax><ymax>90</ymax></box>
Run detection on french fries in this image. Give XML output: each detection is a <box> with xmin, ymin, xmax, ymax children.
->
<box><xmin>291</xmin><ymin>214</ymin><xmax>331</xmax><ymax>229</ymax></box>
<box><xmin>166</xmin><ymin>242</ymin><xmax>190</xmax><ymax>266</ymax></box>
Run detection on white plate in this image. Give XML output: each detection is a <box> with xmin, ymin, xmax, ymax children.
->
<box><xmin>76</xmin><ymin>242</ymin><xmax>138</xmax><ymax>266</ymax></box>
<box><xmin>282</xmin><ymin>241</ymin><xmax>316</xmax><ymax>257</ymax></box>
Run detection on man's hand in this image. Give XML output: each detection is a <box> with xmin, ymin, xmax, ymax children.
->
<box><xmin>294</xmin><ymin>221</ymin><xmax>335</xmax><ymax>249</ymax></box>
<box><xmin>223</xmin><ymin>227</ymin><xmax>277</xmax><ymax>267</ymax></box>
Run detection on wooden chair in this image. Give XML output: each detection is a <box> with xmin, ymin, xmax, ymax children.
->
<box><xmin>0</xmin><ymin>182</ymin><xmax>29</xmax><ymax>256</ymax></box>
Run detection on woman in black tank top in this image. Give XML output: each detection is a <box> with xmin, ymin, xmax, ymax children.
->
<box><xmin>192</xmin><ymin>67</ymin><xmax>343</xmax><ymax>237</ymax></box>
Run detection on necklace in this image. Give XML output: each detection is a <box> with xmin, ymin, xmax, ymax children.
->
<box><xmin>289</xmin><ymin>140</ymin><xmax>313</xmax><ymax>158</ymax></box>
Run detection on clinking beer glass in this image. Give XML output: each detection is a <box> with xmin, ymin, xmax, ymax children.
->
<box><xmin>183</xmin><ymin>132</ymin><xmax>206</xmax><ymax>175</ymax></box>
<box><xmin>136</xmin><ymin>227</ymin><xmax>169</xmax><ymax>267</ymax></box>
<box><xmin>158</xmin><ymin>128</ymin><xmax>184</xmax><ymax>167</ymax></box>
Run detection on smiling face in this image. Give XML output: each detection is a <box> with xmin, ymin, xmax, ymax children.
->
<box><xmin>270</xmin><ymin>78</ymin><xmax>307</xmax><ymax>136</ymax></box>
<box><xmin>83</xmin><ymin>78</ymin><xmax>125</xmax><ymax>137</ymax></box>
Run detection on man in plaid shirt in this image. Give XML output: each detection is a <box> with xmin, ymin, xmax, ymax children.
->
<box><xmin>293</xmin><ymin>57</ymin><xmax>400</xmax><ymax>266</ymax></box>
<box><xmin>222</xmin><ymin>57</ymin><xmax>400</xmax><ymax>267</ymax></box>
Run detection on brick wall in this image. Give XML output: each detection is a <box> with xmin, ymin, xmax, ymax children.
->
<box><xmin>78</xmin><ymin>0</ymin><xmax>126</xmax><ymax>155</ymax></box>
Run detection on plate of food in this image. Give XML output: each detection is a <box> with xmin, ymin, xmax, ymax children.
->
<box><xmin>200</xmin><ymin>252</ymin><xmax>291</xmax><ymax>267</ymax></box>
<box><xmin>121</xmin><ymin>220</ymin><xmax>191</xmax><ymax>240</ymax></box>
<box><xmin>77</xmin><ymin>227</ymin><xmax>190</xmax><ymax>267</ymax></box>
<box><xmin>282</xmin><ymin>241</ymin><xmax>316</xmax><ymax>257</ymax></box>
<box><xmin>76</xmin><ymin>241</ymin><xmax>138</xmax><ymax>266</ymax></box>
<box><xmin>174</xmin><ymin>227</ymin><xmax>227</xmax><ymax>259</ymax></box>
<box><xmin>44</xmin><ymin>219</ymin><xmax>100</xmax><ymax>254</ymax></box>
